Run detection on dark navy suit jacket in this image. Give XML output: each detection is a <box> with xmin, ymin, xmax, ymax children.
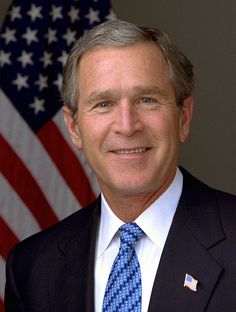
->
<box><xmin>5</xmin><ymin>168</ymin><xmax>236</xmax><ymax>311</ymax></box>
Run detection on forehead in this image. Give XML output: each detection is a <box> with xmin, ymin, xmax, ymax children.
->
<box><xmin>76</xmin><ymin>43</ymin><xmax>176</xmax><ymax>105</ymax></box>
<box><xmin>76</xmin><ymin>43</ymin><xmax>174</xmax><ymax>102</ymax></box>
<box><xmin>78</xmin><ymin>42</ymin><xmax>169</xmax><ymax>75</ymax></box>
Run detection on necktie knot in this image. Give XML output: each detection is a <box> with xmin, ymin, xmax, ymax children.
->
<box><xmin>119</xmin><ymin>222</ymin><xmax>144</xmax><ymax>249</ymax></box>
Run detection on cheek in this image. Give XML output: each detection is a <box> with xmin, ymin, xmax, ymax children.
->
<box><xmin>149</xmin><ymin>112</ymin><xmax>180</xmax><ymax>141</ymax></box>
<box><xmin>78</xmin><ymin>116</ymin><xmax>107</xmax><ymax>150</ymax></box>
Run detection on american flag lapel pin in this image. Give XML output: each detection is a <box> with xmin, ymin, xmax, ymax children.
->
<box><xmin>184</xmin><ymin>273</ymin><xmax>198</xmax><ymax>292</ymax></box>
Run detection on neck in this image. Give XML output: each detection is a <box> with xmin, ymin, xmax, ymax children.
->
<box><xmin>102</xmin><ymin>170</ymin><xmax>176</xmax><ymax>223</ymax></box>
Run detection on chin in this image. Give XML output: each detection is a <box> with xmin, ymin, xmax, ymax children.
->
<box><xmin>114</xmin><ymin>179</ymin><xmax>156</xmax><ymax>196</ymax></box>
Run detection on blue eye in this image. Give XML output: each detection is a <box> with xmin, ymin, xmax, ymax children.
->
<box><xmin>137</xmin><ymin>97</ymin><xmax>161</xmax><ymax>110</ymax></box>
<box><xmin>93</xmin><ymin>101</ymin><xmax>113</xmax><ymax>112</ymax></box>
<box><xmin>141</xmin><ymin>97</ymin><xmax>152</xmax><ymax>104</ymax></box>
<box><xmin>99</xmin><ymin>102</ymin><xmax>109</xmax><ymax>108</ymax></box>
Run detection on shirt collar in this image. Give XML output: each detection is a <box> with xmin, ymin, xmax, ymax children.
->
<box><xmin>96</xmin><ymin>167</ymin><xmax>183</xmax><ymax>258</ymax></box>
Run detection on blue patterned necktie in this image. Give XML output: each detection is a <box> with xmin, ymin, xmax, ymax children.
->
<box><xmin>102</xmin><ymin>222</ymin><xmax>144</xmax><ymax>312</ymax></box>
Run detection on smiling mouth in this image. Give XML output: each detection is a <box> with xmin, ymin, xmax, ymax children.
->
<box><xmin>113</xmin><ymin>147</ymin><xmax>149</xmax><ymax>154</ymax></box>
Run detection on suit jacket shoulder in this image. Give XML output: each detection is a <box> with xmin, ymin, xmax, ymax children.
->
<box><xmin>148</xmin><ymin>168</ymin><xmax>236</xmax><ymax>312</ymax></box>
<box><xmin>5</xmin><ymin>197</ymin><xmax>101</xmax><ymax>312</ymax></box>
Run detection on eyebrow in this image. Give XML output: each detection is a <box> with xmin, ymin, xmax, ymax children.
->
<box><xmin>132</xmin><ymin>86</ymin><xmax>168</xmax><ymax>97</ymax></box>
<box><xmin>86</xmin><ymin>85</ymin><xmax>171</xmax><ymax>104</ymax></box>
<box><xmin>86</xmin><ymin>90</ymin><xmax>119</xmax><ymax>105</ymax></box>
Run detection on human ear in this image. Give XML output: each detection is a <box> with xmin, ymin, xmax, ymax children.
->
<box><xmin>179</xmin><ymin>96</ymin><xmax>194</xmax><ymax>143</ymax></box>
<box><xmin>62</xmin><ymin>106</ymin><xmax>83</xmax><ymax>149</ymax></box>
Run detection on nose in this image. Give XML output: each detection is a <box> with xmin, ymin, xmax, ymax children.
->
<box><xmin>113</xmin><ymin>101</ymin><xmax>143</xmax><ymax>136</ymax></box>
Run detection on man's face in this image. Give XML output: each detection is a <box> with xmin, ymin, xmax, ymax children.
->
<box><xmin>64</xmin><ymin>43</ymin><xmax>193</xmax><ymax>200</ymax></box>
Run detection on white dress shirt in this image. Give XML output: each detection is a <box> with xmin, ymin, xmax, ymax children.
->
<box><xmin>95</xmin><ymin>168</ymin><xmax>183</xmax><ymax>312</ymax></box>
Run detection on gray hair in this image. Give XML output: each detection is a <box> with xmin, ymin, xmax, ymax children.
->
<box><xmin>61</xmin><ymin>20</ymin><xmax>194</xmax><ymax>116</ymax></box>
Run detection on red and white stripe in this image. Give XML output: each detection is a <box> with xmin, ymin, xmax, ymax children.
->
<box><xmin>0</xmin><ymin>88</ymin><xmax>99</xmax><ymax>303</ymax></box>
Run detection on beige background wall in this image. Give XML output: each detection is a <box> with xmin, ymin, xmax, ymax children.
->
<box><xmin>1</xmin><ymin>0</ymin><xmax>235</xmax><ymax>195</ymax></box>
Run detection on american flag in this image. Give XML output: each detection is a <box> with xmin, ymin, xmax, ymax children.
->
<box><xmin>0</xmin><ymin>0</ymin><xmax>115</xmax><ymax>308</ymax></box>
<box><xmin>184</xmin><ymin>273</ymin><xmax>198</xmax><ymax>292</ymax></box>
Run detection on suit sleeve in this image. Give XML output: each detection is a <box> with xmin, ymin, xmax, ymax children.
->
<box><xmin>4</xmin><ymin>246</ymin><xmax>25</xmax><ymax>312</ymax></box>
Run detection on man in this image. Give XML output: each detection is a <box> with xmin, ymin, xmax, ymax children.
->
<box><xmin>5</xmin><ymin>20</ymin><xmax>236</xmax><ymax>311</ymax></box>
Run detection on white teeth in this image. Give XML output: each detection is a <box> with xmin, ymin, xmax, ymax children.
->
<box><xmin>114</xmin><ymin>148</ymin><xmax>147</xmax><ymax>154</ymax></box>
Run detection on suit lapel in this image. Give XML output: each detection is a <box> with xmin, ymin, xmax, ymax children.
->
<box><xmin>148</xmin><ymin>169</ymin><xmax>225</xmax><ymax>312</ymax></box>
<box><xmin>49</xmin><ymin>198</ymin><xmax>101</xmax><ymax>312</ymax></box>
